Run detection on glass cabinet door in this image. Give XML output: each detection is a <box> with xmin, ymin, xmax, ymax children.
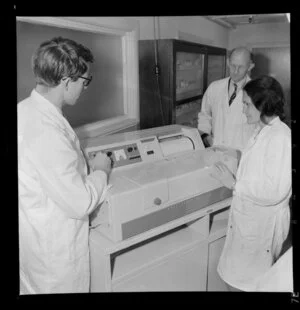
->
<box><xmin>176</xmin><ymin>52</ymin><xmax>205</xmax><ymax>102</ymax></box>
<box><xmin>207</xmin><ymin>54</ymin><xmax>226</xmax><ymax>87</ymax></box>
<box><xmin>175</xmin><ymin>99</ymin><xmax>201</xmax><ymax>128</ymax></box>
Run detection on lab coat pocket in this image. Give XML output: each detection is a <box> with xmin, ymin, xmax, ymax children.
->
<box><xmin>233</xmin><ymin>200</ymin><xmax>261</xmax><ymax>243</ymax></box>
<box><xmin>239</xmin><ymin>219</ymin><xmax>260</xmax><ymax>244</ymax></box>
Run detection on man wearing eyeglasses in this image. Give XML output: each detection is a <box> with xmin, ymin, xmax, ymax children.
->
<box><xmin>198</xmin><ymin>46</ymin><xmax>256</xmax><ymax>151</ymax></box>
<box><xmin>18</xmin><ymin>37</ymin><xmax>111</xmax><ymax>294</ymax></box>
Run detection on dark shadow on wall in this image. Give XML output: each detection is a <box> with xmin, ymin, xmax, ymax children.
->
<box><xmin>251</xmin><ymin>49</ymin><xmax>291</xmax><ymax>128</ymax></box>
<box><xmin>251</xmin><ymin>53</ymin><xmax>271</xmax><ymax>80</ymax></box>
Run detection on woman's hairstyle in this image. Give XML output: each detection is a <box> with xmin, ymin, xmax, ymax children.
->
<box><xmin>243</xmin><ymin>75</ymin><xmax>286</xmax><ymax>123</ymax></box>
<box><xmin>32</xmin><ymin>37</ymin><xmax>94</xmax><ymax>87</ymax></box>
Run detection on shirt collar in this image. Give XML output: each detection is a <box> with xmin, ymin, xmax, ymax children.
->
<box><xmin>268</xmin><ymin>116</ymin><xmax>280</xmax><ymax>125</ymax></box>
<box><xmin>30</xmin><ymin>89</ymin><xmax>72</xmax><ymax>130</ymax></box>
<box><xmin>231</xmin><ymin>75</ymin><xmax>249</xmax><ymax>90</ymax></box>
<box><xmin>255</xmin><ymin>116</ymin><xmax>280</xmax><ymax>137</ymax></box>
<box><xmin>31</xmin><ymin>89</ymin><xmax>63</xmax><ymax>115</ymax></box>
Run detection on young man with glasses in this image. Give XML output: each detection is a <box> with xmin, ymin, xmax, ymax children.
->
<box><xmin>198</xmin><ymin>46</ymin><xmax>256</xmax><ymax>151</ymax></box>
<box><xmin>18</xmin><ymin>37</ymin><xmax>111</xmax><ymax>294</ymax></box>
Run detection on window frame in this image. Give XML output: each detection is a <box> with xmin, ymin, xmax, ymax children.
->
<box><xmin>16</xmin><ymin>16</ymin><xmax>140</xmax><ymax>139</ymax></box>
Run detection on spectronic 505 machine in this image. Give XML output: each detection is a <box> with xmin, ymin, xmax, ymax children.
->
<box><xmin>85</xmin><ymin>124</ymin><xmax>238</xmax><ymax>292</ymax></box>
<box><xmin>85</xmin><ymin>125</ymin><xmax>238</xmax><ymax>242</ymax></box>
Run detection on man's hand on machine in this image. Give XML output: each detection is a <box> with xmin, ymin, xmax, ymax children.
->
<box><xmin>89</xmin><ymin>152</ymin><xmax>112</xmax><ymax>175</ymax></box>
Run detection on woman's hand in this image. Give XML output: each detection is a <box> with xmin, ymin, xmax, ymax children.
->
<box><xmin>211</xmin><ymin>161</ymin><xmax>236</xmax><ymax>189</ymax></box>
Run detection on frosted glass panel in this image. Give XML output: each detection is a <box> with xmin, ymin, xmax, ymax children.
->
<box><xmin>176</xmin><ymin>52</ymin><xmax>204</xmax><ymax>101</ymax></box>
<box><xmin>176</xmin><ymin>100</ymin><xmax>201</xmax><ymax>128</ymax></box>
<box><xmin>207</xmin><ymin>54</ymin><xmax>225</xmax><ymax>87</ymax></box>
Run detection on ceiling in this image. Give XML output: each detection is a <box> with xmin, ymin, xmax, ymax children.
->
<box><xmin>206</xmin><ymin>14</ymin><xmax>290</xmax><ymax>29</ymax></box>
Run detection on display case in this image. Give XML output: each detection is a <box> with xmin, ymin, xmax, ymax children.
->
<box><xmin>139</xmin><ymin>39</ymin><xmax>226</xmax><ymax>129</ymax></box>
<box><xmin>207</xmin><ymin>54</ymin><xmax>227</xmax><ymax>87</ymax></box>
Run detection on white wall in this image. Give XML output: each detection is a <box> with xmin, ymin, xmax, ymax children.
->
<box><xmin>126</xmin><ymin>16</ymin><xmax>290</xmax><ymax>51</ymax></box>
<box><xmin>127</xmin><ymin>16</ymin><xmax>229</xmax><ymax>48</ymax></box>
<box><xmin>228</xmin><ymin>22</ymin><xmax>290</xmax><ymax>49</ymax></box>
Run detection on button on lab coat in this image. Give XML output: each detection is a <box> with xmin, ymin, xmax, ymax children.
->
<box><xmin>198</xmin><ymin>77</ymin><xmax>256</xmax><ymax>150</ymax></box>
<box><xmin>18</xmin><ymin>90</ymin><xmax>108</xmax><ymax>294</ymax></box>
<box><xmin>217</xmin><ymin>117</ymin><xmax>291</xmax><ymax>291</ymax></box>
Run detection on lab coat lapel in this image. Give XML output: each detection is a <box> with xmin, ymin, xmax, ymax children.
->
<box><xmin>238</xmin><ymin>118</ymin><xmax>280</xmax><ymax>181</ymax></box>
<box><xmin>243</xmin><ymin>117</ymin><xmax>279</xmax><ymax>155</ymax></box>
<box><xmin>214</xmin><ymin>78</ymin><xmax>229</xmax><ymax>145</ymax></box>
<box><xmin>58</xmin><ymin>114</ymin><xmax>88</xmax><ymax>174</ymax></box>
<box><xmin>31</xmin><ymin>90</ymin><xmax>78</xmax><ymax>143</ymax></box>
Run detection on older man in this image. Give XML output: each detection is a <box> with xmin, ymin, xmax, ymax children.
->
<box><xmin>198</xmin><ymin>46</ymin><xmax>256</xmax><ymax>151</ymax></box>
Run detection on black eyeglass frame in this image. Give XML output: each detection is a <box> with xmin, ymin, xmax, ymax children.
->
<box><xmin>78</xmin><ymin>75</ymin><xmax>93</xmax><ymax>87</ymax></box>
<box><xmin>62</xmin><ymin>75</ymin><xmax>93</xmax><ymax>87</ymax></box>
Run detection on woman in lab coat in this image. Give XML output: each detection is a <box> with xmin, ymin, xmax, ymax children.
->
<box><xmin>211</xmin><ymin>75</ymin><xmax>291</xmax><ymax>291</ymax></box>
<box><xmin>18</xmin><ymin>37</ymin><xmax>112</xmax><ymax>294</ymax></box>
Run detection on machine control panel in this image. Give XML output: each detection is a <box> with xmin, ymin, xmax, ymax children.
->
<box><xmin>86</xmin><ymin>135</ymin><xmax>166</xmax><ymax>169</ymax></box>
<box><xmin>88</xmin><ymin>143</ymin><xmax>142</xmax><ymax>169</ymax></box>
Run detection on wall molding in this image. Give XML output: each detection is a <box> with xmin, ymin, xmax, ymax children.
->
<box><xmin>75</xmin><ymin>116</ymin><xmax>138</xmax><ymax>140</ymax></box>
<box><xmin>176</xmin><ymin>31</ymin><xmax>215</xmax><ymax>46</ymax></box>
<box><xmin>247</xmin><ymin>41</ymin><xmax>290</xmax><ymax>50</ymax></box>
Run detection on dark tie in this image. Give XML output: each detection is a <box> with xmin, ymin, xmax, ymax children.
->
<box><xmin>229</xmin><ymin>83</ymin><xmax>237</xmax><ymax>106</ymax></box>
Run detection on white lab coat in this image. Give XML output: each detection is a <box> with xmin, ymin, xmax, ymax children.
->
<box><xmin>256</xmin><ymin>247</ymin><xmax>293</xmax><ymax>292</ymax></box>
<box><xmin>217</xmin><ymin>117</ymin><xmax>291</xmax><ymax>291</ymax></box>
<box><xmin>18</xmin><ymin>90</ymin><xmax>108</xmax><ymax>294</ymax></box>
<box><xmin>198</xmin><ymin>77</ymin><xmax>256</xmax><ymax>151</ymax></box>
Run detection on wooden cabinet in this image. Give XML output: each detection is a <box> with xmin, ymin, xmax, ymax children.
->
<box><xmin>207</xmin><ymin>207</ymin><xmax>230</xmax><ymax>291</ymax></box>
<box><xmin>139</xmin><ymin>39</ymin><xmax>226</xmax><ymax>129</ymax></box>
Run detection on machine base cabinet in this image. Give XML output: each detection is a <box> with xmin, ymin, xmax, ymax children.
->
<box><xmin>90</xmin><ymin>205</ymin><xmax>230</xmax><ymax>292</ymax></box>
<box><xmin>114</xmin><ymin>240</ymin><xmax>208</xmax><ymax>291</ymax></box>
<box><xmin>207</xmin><ymin>236</ymin><xmax>228</xmax><ymax>291</ymax></box>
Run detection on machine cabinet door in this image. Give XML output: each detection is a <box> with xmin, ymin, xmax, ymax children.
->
<box><xmin>113</xmin><ymin>241</ymin><xmax>208</xmax><ymax>292</ymax></box>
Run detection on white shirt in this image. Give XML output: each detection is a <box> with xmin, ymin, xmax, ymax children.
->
<box><xmin>198</xmin><ymin>76</ymin><xmax>256</xmax><ymax>151</ymax></box>
<box><xmin>18</xmin><ymin>90</ymin><xmax>108</xmax><ymax>294</ymax></box>
<box><xmin>217</xmin><ymin>117</ymin><xmax>291</xmax><ymax>291</ymax></box>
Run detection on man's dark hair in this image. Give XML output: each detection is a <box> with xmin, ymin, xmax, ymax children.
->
<box><xmin>32</xmin><ymin>37</ymin><xmax>94</xmax><ymax>87</ymax></box>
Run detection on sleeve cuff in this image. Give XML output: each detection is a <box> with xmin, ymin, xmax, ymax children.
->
<box><xmin>201</xmin><ymin>133</ymin><xmax>209</xmax><ymax>140</ymax></box>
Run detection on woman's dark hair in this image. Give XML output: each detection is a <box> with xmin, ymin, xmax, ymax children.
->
<box><xmin>243</xmin><ymin>75</ymin><xmax>286</xmax><ymax>124</ymax></box>
<box><xmin>32</xmin><ymin>37</ymin><xmax>94</xmax><ymax>87</ymax></box>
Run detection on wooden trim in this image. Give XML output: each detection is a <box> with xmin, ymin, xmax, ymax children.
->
<box><xmin>75</xmin><ymin>116</ymin><xmax>138</xmax><ymax>139</ymax></box>
<box><xmin>176</xmin><ymin>95</ymin><xmax>203</xmax><ymax>106</ymax></box>
<box><xmin>16</xmin><ymin>16</ymin><xmax>138</xmax><ymax>35</ymax></box>
<box><xmin>247</xmin><ymin>42</ymin><xmax>290</xmax><ymax>49</ymax></box>
<box><xmin>122</xmin><ymin>30</ymin><xmax>139</xmax><ymax>119</ymax></box>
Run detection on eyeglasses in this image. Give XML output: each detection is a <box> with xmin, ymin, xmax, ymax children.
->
<box><xmin>78</xmin><ymin>75</ymin><xmax>93</xmax><ymax>87</ymax></box>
